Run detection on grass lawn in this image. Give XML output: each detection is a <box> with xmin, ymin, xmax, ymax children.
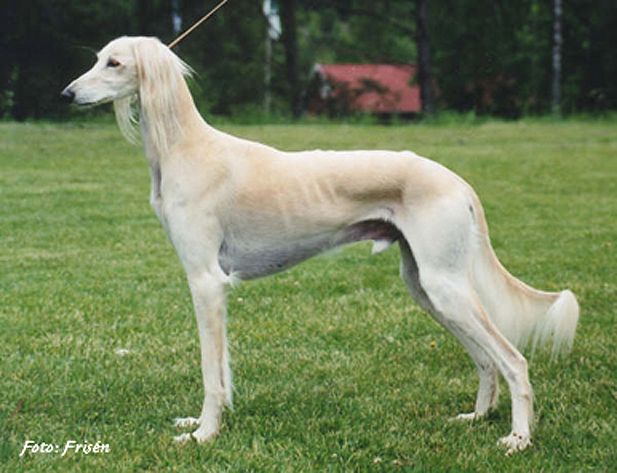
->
<box><xmin>1</xmin><ymin>119</ymin><xmax>615</xmax><ymax>471</ymax></box>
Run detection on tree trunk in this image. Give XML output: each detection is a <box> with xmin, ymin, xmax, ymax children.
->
<box><xmin>552</xmin><ymin>0</ymin><xmax>563</xmax><ymax>115</ymax></box>
<box><xmin>415</xmin><ymin>0</ymin><xmax>435</xmax><ymax>115</ymax></box>
<box><xmin>280</xmin><ymin>0</ymin><xmax>301</xmax><ymax>118</ymax></box>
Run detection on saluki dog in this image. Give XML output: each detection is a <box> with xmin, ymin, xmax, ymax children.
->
<box><xmin>62</xmin><ymin>37</ymin><xmax>579</xmax><ymax>455</ymax></box>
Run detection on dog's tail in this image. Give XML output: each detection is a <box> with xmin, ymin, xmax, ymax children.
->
<box><xmin>468</xmin><ymin>191</ymin><xmax>579</xmax><ymax>358</ymax></box>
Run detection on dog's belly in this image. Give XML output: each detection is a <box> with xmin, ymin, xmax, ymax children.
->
<box><xmin>218</xmin><ymin>219</ymin><xmax>401</xmax><ymax>280</ymax></box>
<box><xmin>218</xmin><ymin>232</ymin><xmax>337</xmax><ymax>280</ymax></box>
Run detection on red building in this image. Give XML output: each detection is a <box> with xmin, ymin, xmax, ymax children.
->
<box><xmin>307</xmin><ymin>63</ymin><xmax>421</xmax><ymax>116</ymax></box>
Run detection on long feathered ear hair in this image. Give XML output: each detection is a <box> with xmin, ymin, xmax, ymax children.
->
<box><xmin>113</xmin><ymin>94</ymin><xmax>139</xmax><ymax>145</ymax></box>
<box><xmin>113</xmin><ymin>37</ymin><xmax>192</xmax><ymax>155</ymax></box>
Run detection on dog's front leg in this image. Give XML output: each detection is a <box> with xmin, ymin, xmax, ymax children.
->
<box><xmin>175</xmin><ymin>269</ymin><xmax>231</xmax><ymax>443</ymax></box>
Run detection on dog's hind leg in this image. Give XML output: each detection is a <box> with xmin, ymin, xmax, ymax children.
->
<box><xmin>399</xmin><ymin>238</ymin><xmax>500</xmax><ymax>421</ymax></box>
<box><xmin>396</xmin><ymin>202</ymin><xmax>532</xmax><ymax>454</ymax></box>
<box><xmin>424</xmin><ymin>275</ymin><xmax>532</xmax><ymax>454</ymax></box>
<box><xmin>455</xmin><ymin>357</ymin><xmax>500</xmax><ymax>421</ymax></box>
<box><xmin>174</xmin><ymin>268</ymin><xmax>232</xmax><ymax>444</ymax></box>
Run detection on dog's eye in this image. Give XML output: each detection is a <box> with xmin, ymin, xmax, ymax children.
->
<box><xmin>107</xmin><ymin>58</ymin><xmax>121</xmax><ymax>68</ymax></box>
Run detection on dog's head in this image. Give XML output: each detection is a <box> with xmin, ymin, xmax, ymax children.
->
<box><xmin>61</xmin><ymin>36</ymin><xmax>190</xmax><ymax>107</ymax></box>
<box><xmin>62</xmin><ymin>37</ymin><xmax>192</xmax><ymax>150</ymax></box>
<box><xmin>62</xmin><ymin>37</ymin><xmax>142</xmax><ymax>106</ymax></box>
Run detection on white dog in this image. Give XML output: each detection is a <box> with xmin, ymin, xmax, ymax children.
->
<box><xmin>62</xmin><ymin>37</ymin><xmax>579</xmax><ymax>454</ymax></box>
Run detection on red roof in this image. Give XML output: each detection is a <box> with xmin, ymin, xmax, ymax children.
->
<box><xmin>313</xmin><ymin>64</ymin><xmax>421</xmax><ymax>113</ymax></box>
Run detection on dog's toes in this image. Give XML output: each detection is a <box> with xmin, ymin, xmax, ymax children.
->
<box><xmin>190</xmin><ymin>426</ymin><xmax>219</xmax><ymax>444</ymax></box>
<box><xmin>173</xmin><ymin>433</ymin><xmax>194</xmax><ymax>444</ymax></box>
<box><xmin>173</xmin><ymin>424</ymin><xmax>219</xmax><ymax>444</ymax></box>
<box><xmin>498</xmin><ymin>432</ymin><xmax>532</xmax><ymax>455</ymax></box>
<box><xmin>174</xmin><ymin>417</ymin><xmax>201</xmax><ymax>429</ymax></box>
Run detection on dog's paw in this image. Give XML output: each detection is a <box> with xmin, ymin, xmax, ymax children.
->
<box><xmin>191</xmin><ymin>425</ymin><xmax>219</xmax><ymax>443</ymax></box>
<box><xmin>498</xmin><ymin>432</ymin><xmax>532</xmax><ymax>456</ymax></box>
<box><xmin>173</xmin><ymin>433</ymin><xmax>194</xmax><ymax>444</ymax></box>
<box><xmin>174</xmin><ymin>426</ymin><xmax>219</xmax><ymax>445</ymax></box>
<box><xmin>174</xmin><ymin>417</ymin><xmax>201</xmax><ymax>429</ymax></box>
<box><xmin>451</xmin><ymin>412</ymin><xmax>477</xmax><ymax>422</ymax></box>
<box><xmin>451</xmin><ymin>410</ymin><xmax>491</xmax><ymax>422</ymax></box>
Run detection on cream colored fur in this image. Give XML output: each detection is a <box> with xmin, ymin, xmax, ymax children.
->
<box><xmin>62</xmin><ymin>37</ymin><xmax>579</xmax><ymax>455</ymax></box>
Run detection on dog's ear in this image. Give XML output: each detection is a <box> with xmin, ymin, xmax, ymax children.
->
<box><xmin>132</xmin><ymin>38</ymin><xmax>179</xmax><ymax>114</ymax></box>
<box><xmin>131</xmin><ymin>37</ymin><xmax>186</xmax><ymax>154</ymax></box>
<box><xmin>113</xmin><ymin>94</ymin><xmax>139</xmax><ymax>145</ymax></box>
<box><xmin>133</xmin><ymin>38</ymin><xmax>176</xmax><ymax>102</ymax></box>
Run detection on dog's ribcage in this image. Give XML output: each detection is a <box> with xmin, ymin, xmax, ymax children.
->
<box><xmin>215</xmin><ymin>150</ymin><xmax>418</xmax><ymax>280</ymax></box>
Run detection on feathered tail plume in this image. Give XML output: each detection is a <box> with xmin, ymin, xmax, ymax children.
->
<box><xmin>469</xmin><ymin>191</ymin><xmax>579</xmax><ymax>358</ymax></box>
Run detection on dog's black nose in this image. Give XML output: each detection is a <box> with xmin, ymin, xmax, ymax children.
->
<box><xmin>61</xmin><ymin>88</ymin><xmax>75</xmax><ymax>102</ymax></box>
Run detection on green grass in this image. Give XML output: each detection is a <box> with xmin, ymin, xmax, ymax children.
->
<box><xmin>1</xmin><ymin>119</ymin><xmax>615</xmax><ymax>472</ymax></box>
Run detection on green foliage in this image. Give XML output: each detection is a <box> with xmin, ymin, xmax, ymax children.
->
<box><xmin>429</xmin><ymin>0</ymin><xmax>548</xmax><ymax>117</ymax></box>
<box><xmin>179</xmin><ymin>0</ymin><xmax>267</xmax><ymax>115</ymax></box>
<box><xmin>0</xmin><ymin>0</ymin><xmax>616</xmax><ymax>117</ymax></box>
<box><xmin>1</xmin><ymin>120</ymin><xmax>616</xmax><ymax>471</ymax></box>
<box><xmin>0</xmin><ymin>0</ymin><xmax>136</xmax><ymax>119</ymax></box>
<box><xmin>429</xmin><ymin>0</ymin><xmax>617</xmax><ymax>116</ymax></box>
<box><xmin>562</xmin><ymin>0</ymin><xmax>617</xmax><ymax>112</ymax></box>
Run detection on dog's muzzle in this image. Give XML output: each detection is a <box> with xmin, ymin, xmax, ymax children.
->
<box><xmin>61</xmin><ymin>88</ymin><xmax>75</xmax><ymax>103</ymax></box>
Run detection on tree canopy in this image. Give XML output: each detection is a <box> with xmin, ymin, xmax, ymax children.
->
<box><xmin>1</xmin><ymin>0</ymin><xmax>615</xmax><ymax>120</ymax></box>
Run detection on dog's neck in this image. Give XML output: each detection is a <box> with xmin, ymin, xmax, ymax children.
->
<box><xmin>138</xmin><ymin>70</ymin><xmax>215</xmax><ymax>206</ymax></box>
<box><xmin>139</xmin><ymin>73</ymin><xmax>211</xmax><ymax>167</ymax></box>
